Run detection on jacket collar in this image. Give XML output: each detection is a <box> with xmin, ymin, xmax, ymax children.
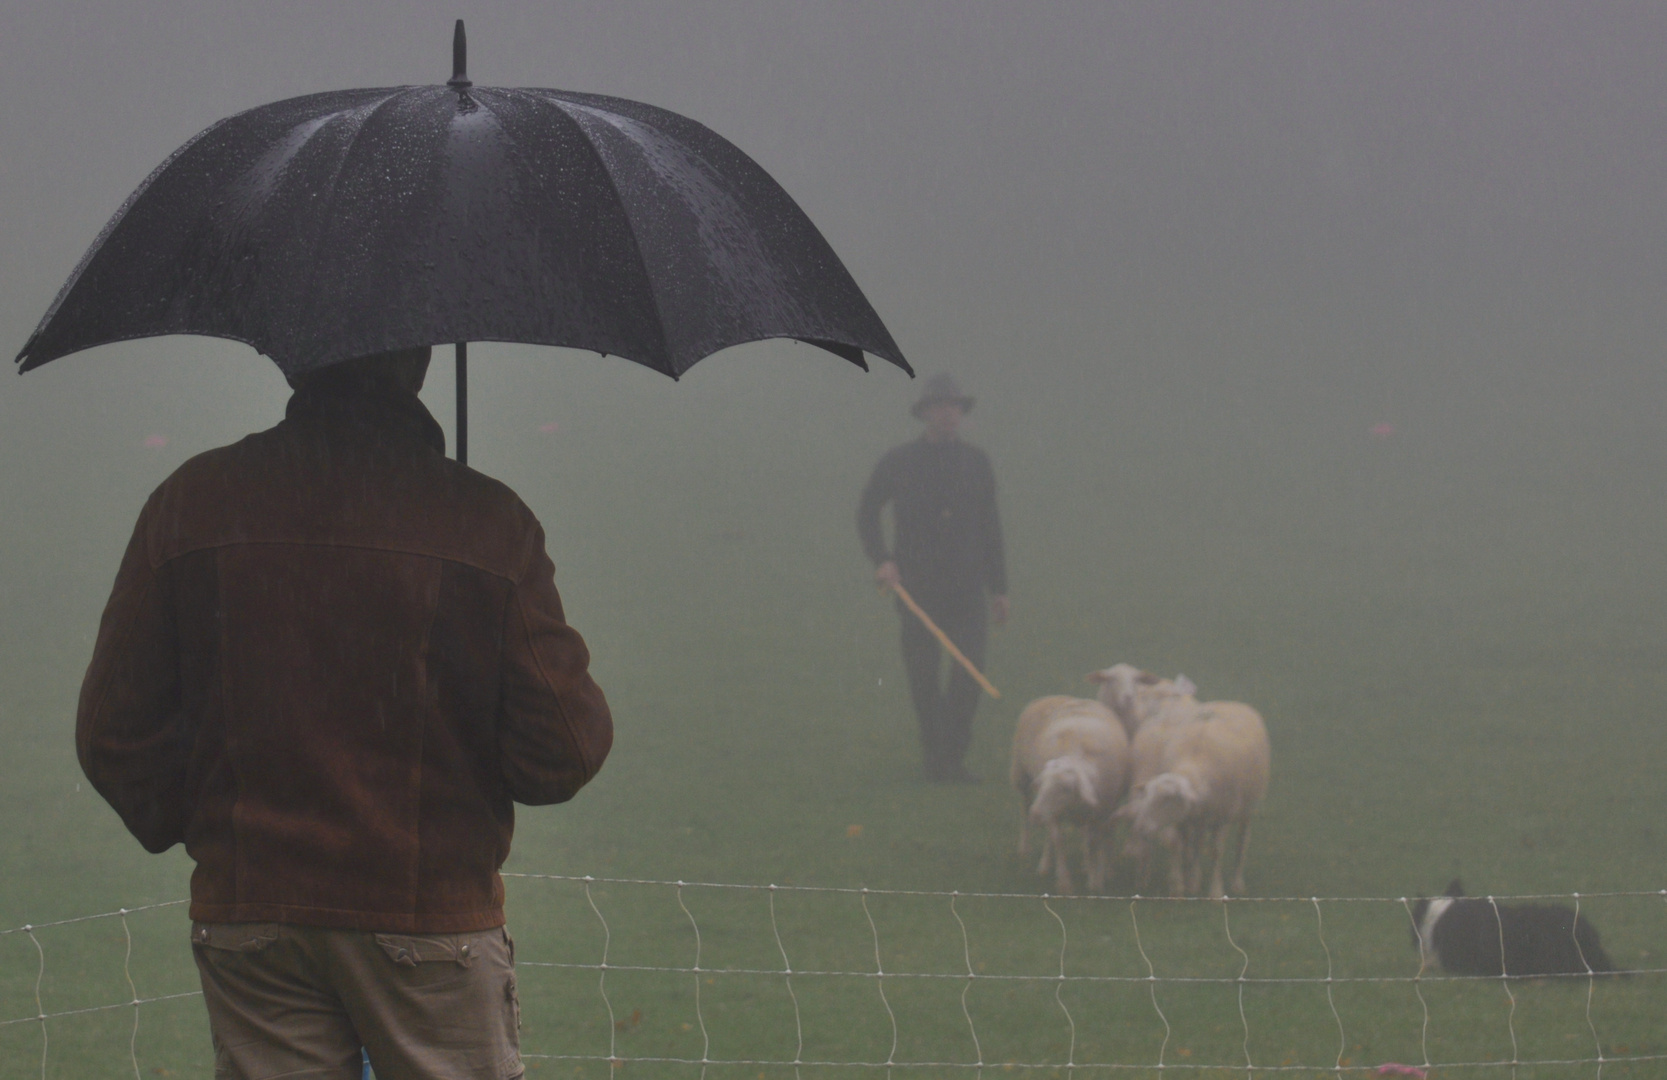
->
<box><xmin>284</xmin><ymin>375</ymin><xmax>447</xmax><ymax>456</ymax></box>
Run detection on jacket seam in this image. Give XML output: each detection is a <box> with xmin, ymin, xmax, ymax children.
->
<box><xmin>215</xmin><ymin>549</ymin><xmax>245</xmax><ymax>908</ymax></box>
<box><xmin>510</xmin><ymin>581</ymin><xmax>591</xmax><ymax>779</ymax></box>
<box><xmin>152</xmin><ymin>536</ymin><xmax>523</xmax><ymax>581</ymax></box>
<box><xmin>408</xmin><ymin>559</ymin><xmax>444</xmax><ymax>914</ymax></box>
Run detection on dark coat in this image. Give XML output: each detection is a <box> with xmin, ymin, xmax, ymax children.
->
<box><xmin>856</xmin><ymin>436</ymin><xmax>1006</xmax><ymax>601</ymax></box>
<box><xmin>76</xmin><ymin>376</ymin><xmax>612</xmax><ymax>933</ymax></box>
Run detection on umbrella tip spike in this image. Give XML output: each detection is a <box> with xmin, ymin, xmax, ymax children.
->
<box><xmin>448</xmin><ymin>19</ymin><xmax>472</xmax><ymax>90</ymax></box>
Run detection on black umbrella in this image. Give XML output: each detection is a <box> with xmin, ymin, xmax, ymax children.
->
<box><xmin>16</xmin><ymin>22</ymin><xmax>910</xmax><ymax>462</ymax></box>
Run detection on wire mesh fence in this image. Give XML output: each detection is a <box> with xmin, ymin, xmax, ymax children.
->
<box><xmin>3</xmin><ymin>878</ymin><xmax>1663</xmax><ymax>1078</ymax></box>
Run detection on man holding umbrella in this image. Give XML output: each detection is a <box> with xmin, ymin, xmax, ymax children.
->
<box><xmin>25</xmin><ymin>22</ymin><xmax>910</xmax><ymax>1076</ymax></box>
<box><xmin>77</xmin><ymin>346</ymin><xmax>613</xmax><ymax>1077</ymax></box>
<box><xmin>859</xmin><ymin>374</ymin><xmax>1009</xmax><ymax>782</ymax></box>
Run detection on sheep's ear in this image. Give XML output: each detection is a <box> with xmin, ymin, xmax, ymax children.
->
<box><xmin>1076</xmin><ymin>770</ymin><xmax>1099</xmax><ymax>807</ymax></box>
<box><xmin>1136</xmin><ymin>670</ymin><xmax>1161</xmax><ymax>685</ymax></box>
<box><xmin>1086</xmin><ymin>670</ymin><xmax>1109</xmax><ymax>684</ymax></box>
<box><xmin>1174</xmin><ymin>675</ymin><xmax>1197</xmax><ymax>697</ymax></box>
<box><xmin>1444</xmin><ymin>879</ymin><xmax>1465</xmax><ymax>898</ymax></box>
<box><xmin>1110</xmin><ymin>802</ymin><xmax>1133</xmax><ymax>821</ymax></box>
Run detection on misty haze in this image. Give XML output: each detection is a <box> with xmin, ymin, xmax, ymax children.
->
<box><xmin>2</xmin><ymin>2</ymin><xmax>1662</xmax><ymax>1075</ymax></box>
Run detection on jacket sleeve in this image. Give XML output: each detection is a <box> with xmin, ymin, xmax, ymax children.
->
<box><xmin>856</xmin><ymin>452</ymin><xmax>896</xmax><ymax>566</ymax></box>
<box><xmin>977</xmin><ymin>452</ymin><xmax>1008</xmax><ymax>595</ymax></box>
<box><xmin>497</xmin><ymin>526</ymin><xmax>613</xmax><ymax>805</ymax></box>
<box><xmin>76</xmin><ymin>502</ymin><xmax>191</xmax><ymax>853</ymax></box>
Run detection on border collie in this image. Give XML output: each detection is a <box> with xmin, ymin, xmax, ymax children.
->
<box><xmin>1410</xmin><ymin>880</ymin><xmax>1616</xmax><ymax>977</ymax></box>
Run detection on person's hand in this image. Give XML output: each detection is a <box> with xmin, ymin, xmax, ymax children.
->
<box><xmin>991</xmin><ymin>594</ymin><xmax>1010</xmax><ymax>626</ymax></box>
<box><xmin>875</xmin><ymin>561</ymin><xmax>901</xmax><ymax>591</ymax></box>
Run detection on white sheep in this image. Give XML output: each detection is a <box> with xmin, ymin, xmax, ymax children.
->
<box><xmin>1009</xmin><ymin>695</ymin><xmax>1130</xmax><ymax>895</ymax></box>
<box><xmin>1082</xmin><ymin>664</ymin><xmax>1205</xmax><ymax>889</ymax></box>
<box><xmin>1113</xmin><ymin>701</ymin><xmax>1270</xmax><ymax>898</ymax></box>
<box><xmin>1086</xmin><ymin>665</ymin><xmax>1205</xmax><ymax>806</ymax></box>
<box><xmin>1086</xmin><ymin>663</ymin><xmax>1199</xmax><ymax>740</ymax></box>
<box><xmin>1118</xmin><ymin>713</ymin><xmax>1194</xmax><ymax>891</ymax></box>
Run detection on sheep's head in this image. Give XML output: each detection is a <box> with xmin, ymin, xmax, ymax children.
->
<box><xmin>1086</xmin><ymin>663</ymin><xmax>1147</xmax><ymax>723</ymax></box>
<box><xmin>1088</xmin><ymin>664</ymin><xmax>1197</xmax><ymax>735</ymax></box>
<box><xmin>1116</xmin><ymin>772</ymin><xmax>1198</xmax><ymax>838</ymax></box>
<box><xmin>1028</xmin><ymin>754</ymin><xmax>1101</xmax><ymax>823</ymax></box>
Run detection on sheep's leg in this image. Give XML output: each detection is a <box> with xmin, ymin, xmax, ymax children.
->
<box><xmin>1087</xmin><ymin>824</ymin><xmax>1111</xmax><ymax>893</ymax></box>
<box><xmin>1204</xmin><ymin>824</ymin><xmax>1230</xmax><ymax>899</ymax></box>
<box><xmin>1038</xmin><ymin>819</ymin><xmax>1057</xmax><ymax>875</ymax></box>
<box><xmin>1165</xmin><ymin>855</ymin><xmax>1184</xmax><ymax>898</ymax></box>
<box><xmin>1163</xmin><ymin>832</ymin><xmax>1186</xmax><ymax>898</ymax></box>
<box><xmin>1048</xmin><ymin>821</ymin><xmax>1074</xmax><ymax>894</ymax></box>
<box><xmin>1018</xmin><ymin>807</ymin><xmax>1031</xmax><ymax>859</ymax></box>
<box><xmin>1180</xmin><ymin>824</ymin><xmax>1202</xmax><ymax>896</ymax></box>
<box><xmin>1127</xmin><ymin>841</ymin><xmax>1152</xmax><ymax>892</ymax></box>
<box><xmin>1195</xmin><ymin>826</ymin><xmax>1220</xmax><ymax>897</ymax></box>
<box><xmin>1101</xmin><ymin>821</ymin><xmax>1123</xmax><ymax>893</ymax></box>
<box><xmin>1227</xmin><ymin>817</ymin><xmax>1253</xmax><ymax>895</ymax></box>
<box><xmin>1182</xmin><ymin>823</ymin><xmax>1203</xmax><ymax>897</ymax></box>
<box><xmin>1180</xmin><ymin>823</ymin><xmax>1206</xmax><ymax>900</ymax></box>
<box><xmin>1078</xmin><ymin>826</ymin><xmax>1100</xmax><ymax>894</ymax></box>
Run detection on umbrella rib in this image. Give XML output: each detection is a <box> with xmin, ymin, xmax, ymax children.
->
<box><xmin>289</xmin><ymin>90</ymin><xmax>416</xmax><ymax>334</ymax></box>
<box><xmin>531</xmin><ymin>92</ymin><xmax>676</xmax><ymax>377</ymax></box>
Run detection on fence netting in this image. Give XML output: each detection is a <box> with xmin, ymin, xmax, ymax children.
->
<box><xmin>4</xmin><ymin>878</ymin><xmax>1663</xmax><ymax>1078</ymax></box>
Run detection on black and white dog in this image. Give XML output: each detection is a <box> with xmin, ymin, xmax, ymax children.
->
<box><xmin>1410</xmin><ymin>880</ymin><xmax>1617</xmax><ymax>977</ymax></box>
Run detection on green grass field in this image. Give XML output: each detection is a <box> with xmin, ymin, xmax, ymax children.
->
<box><xmin>1</xmin><ymin>345</ymin><xmax>1663</xmax><ymax>1076</ymax></box>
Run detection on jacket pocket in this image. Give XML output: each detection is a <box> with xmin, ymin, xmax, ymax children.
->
<box><xmin>191</xmin><ymin>922</ymin><xmax>281</xmax><ymax>953</ymax></box>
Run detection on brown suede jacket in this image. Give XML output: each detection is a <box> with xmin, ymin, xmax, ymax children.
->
<box><xmin>77</xmin><ymin>376</ymin><xmax>612</xmax><ymax>932</ymax></box>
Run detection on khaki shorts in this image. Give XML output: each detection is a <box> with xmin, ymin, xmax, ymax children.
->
<box><xmin>191</xmin><ymin>922</ymin><xmax>521</xmax><ymax>1080</ymax></box>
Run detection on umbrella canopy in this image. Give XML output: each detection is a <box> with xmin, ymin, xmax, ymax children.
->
<box><xmin>15</xmin><ymin>23</ymin><xmax>908</xmax><ymax>394</ymax></box>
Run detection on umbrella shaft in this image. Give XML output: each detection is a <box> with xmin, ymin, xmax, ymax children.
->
<box><xmin>455</xmin><ymin>342</ymin><xmax>468</xmax><ymax>465</ymax></box>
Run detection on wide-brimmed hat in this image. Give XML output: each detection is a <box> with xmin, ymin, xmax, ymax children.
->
<box><xmin>910</xmin><ymin>372</ymin><xmax>975</xmax><ymax>418</ymax></box>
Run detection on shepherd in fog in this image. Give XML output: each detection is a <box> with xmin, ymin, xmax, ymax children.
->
<box><xmin>859</xmin><ymin>374</ymin><xmax>1008</xmax><ymax>782</ymax></box>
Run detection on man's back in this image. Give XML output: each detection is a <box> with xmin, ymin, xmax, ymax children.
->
<box><xmin>78</xmin><ymin>376</ymin><xmax>612</xmax><ymax>932</ymax></box>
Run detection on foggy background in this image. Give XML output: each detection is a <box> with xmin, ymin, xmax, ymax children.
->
<box><xmin>3</xmin><ymin>1</ymin><xmax>1665</xmax><ymax>909</ymax></box>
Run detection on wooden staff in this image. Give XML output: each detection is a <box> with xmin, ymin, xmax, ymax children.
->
<box><xmin>889</xmin><ymin>582</ymin><xmax>1002</xmax><ymax>699</ymax></box>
